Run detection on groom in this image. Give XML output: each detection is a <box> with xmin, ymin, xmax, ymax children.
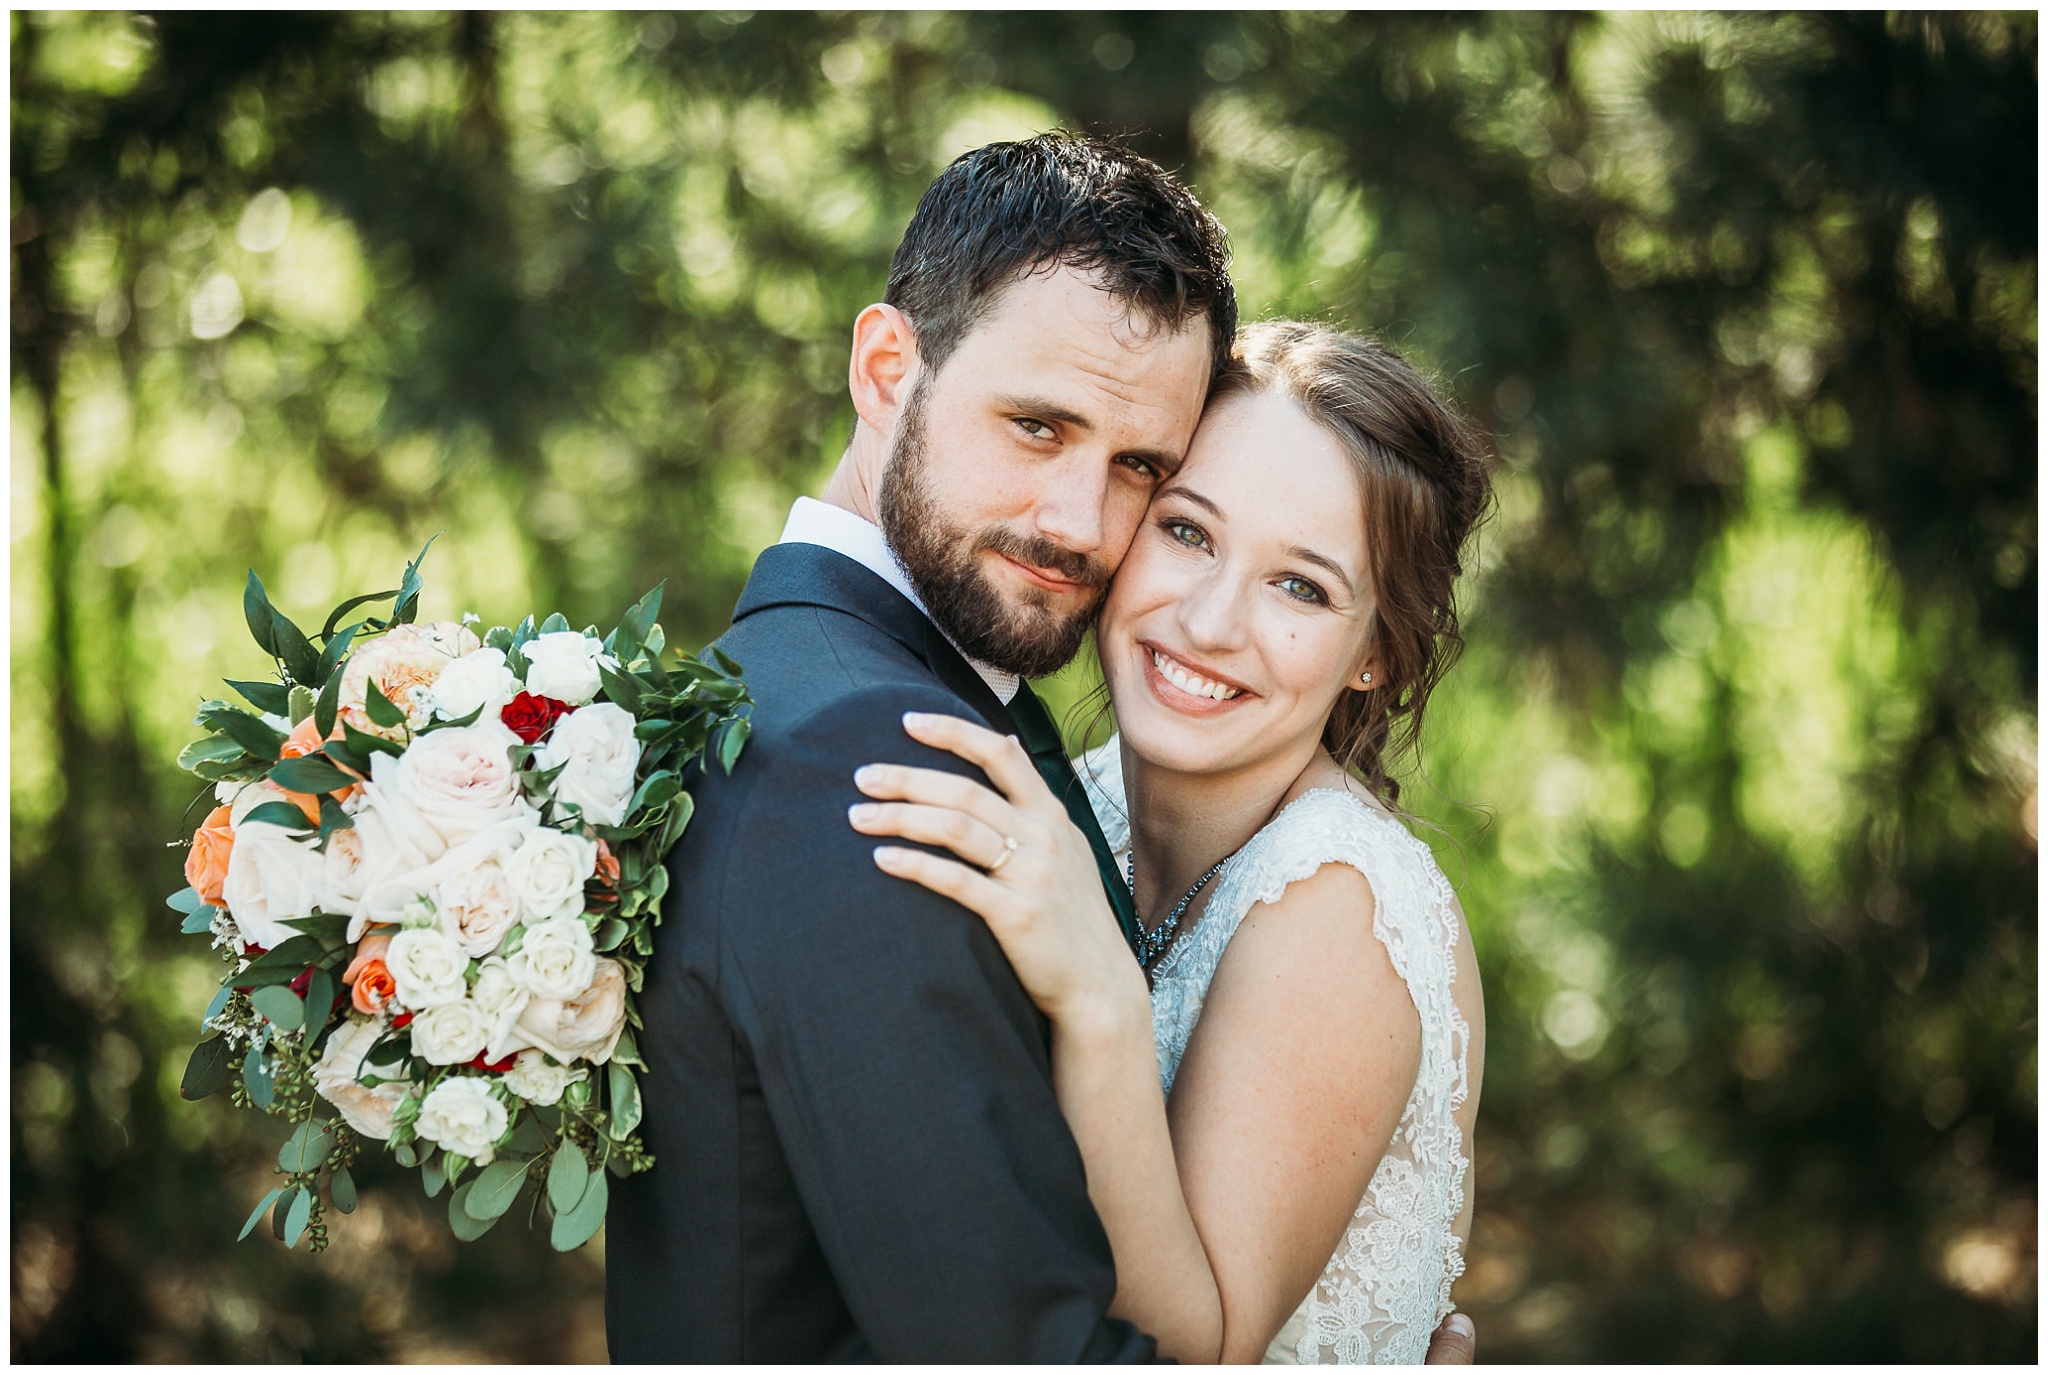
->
<box><xmin>607</xmin><ymin>135</ymin><xmax>1475</xmax><ymax>1364</ymax></box>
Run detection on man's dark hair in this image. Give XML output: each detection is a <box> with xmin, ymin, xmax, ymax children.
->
<box><xmin>885</xmin><ymin>132</ymin><xmax>1236</xmax><ymax>380</ymax></box>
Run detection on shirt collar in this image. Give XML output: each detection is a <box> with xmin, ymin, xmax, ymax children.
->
<box><xmin>776</xmin><ymin>497</ymin><xmax>1021</xmax><ymax>704</ymax></box>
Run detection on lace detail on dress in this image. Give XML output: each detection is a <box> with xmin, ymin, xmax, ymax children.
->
<box><xmin>1078</xmin><ymin>740</ymin><xmax>1471</xmax><ymax>1366</ymax></box>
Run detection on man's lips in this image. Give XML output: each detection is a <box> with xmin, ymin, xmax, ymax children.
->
<box><xmin>992</xmin><ymin>551</ymin><xmax>1088</xmax><ymax>595</ymax></box>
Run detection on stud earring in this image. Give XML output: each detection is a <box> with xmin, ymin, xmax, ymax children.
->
<box><xmin>1360</xmin><ymin>671</ymin><xmax>1373</xmax><ymax>686</ymax></box>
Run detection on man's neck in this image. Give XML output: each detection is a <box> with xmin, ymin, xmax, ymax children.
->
<box><xmin>820</xmin><ymin>444</ymin><xmax>882</xmax><ymax>525</ymax></box>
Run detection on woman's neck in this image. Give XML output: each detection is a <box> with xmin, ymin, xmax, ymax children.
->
<box><xmin>1119</xmin><ymin>739</ymin><xmax>1328</xmax><ymax>923</ymax></box>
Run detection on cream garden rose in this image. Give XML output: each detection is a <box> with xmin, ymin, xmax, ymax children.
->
<box><xmin>507</xmin><ymin>827</ymin><xmax>598</xmax><ymax>923</ymax></box>
<box><xmin>412</xmin><ymin>1076</ymin><xmax>509</xmax><ymax>1165</ymax></box>
<box><xmin>362</xmin><ymin>719</ymin><xmax>535</xmax><ymax>857</ymax></box>
<box><xmin>408</xmin><ymin>999</ymin><xmax>494</xmax><ymax>1066</ymax></box>
<box><xmin>471</xmin><ymin>955</ymin><xmax>531</xmax><ymax>1059</ymax></box>
<box><xmin>424</xmin><ymin>821</ymin><xmax>533</xmax><ymax>957</ymax></box>
<box><xmin>385</xmin><ymin>927</ymin><xmax>469</xmax><ymax>1009</ymax></box>
<box><xmin>510</xmin><ymin>958</ymin><xmax>629</xmax><ymax>1066</ymax></box>
<box><xmin>534</xmin><ymin>703</ymin><xmax>642</xmax><ymax>827</ymax></box>
<box><xmin>220</xmin><ymin>819</ymin><xmax>318</xmax><ymax>951</ymax></box>
<box><xmin>507</xmin><ymin>916</ymin><xmax>598</xmax><ymax>1001</ymax></box>
<box><xmin>429</xmin><ymin>646</ymin><xmax>518</xmax><ymax>723</ymax></box>
<box><xmin>311</xmin><ymin>1016</ymin><xmax>409</xmax><ymax>1140</ymax></box>
<box><xmin>520</xmin><ymin>630</ymin><xmax>607</xmax><ymax>706</ymax></box>
<box><xmin>339</xmin><ymin>621</ymin><xmax>480</xmax><ymax>732</ymax></box>
<box><xmin>501</xmin><ymin>1049</ymin><xmax>586</xmax><ymax>1107</ymax></box>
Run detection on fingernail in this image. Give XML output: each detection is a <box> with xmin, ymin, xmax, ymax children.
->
<box><xmin>872</xmin><ymin>845</ymin><xmax>904</xmax><ymax>866</ymax></box>
<box><xmin>848</xmin><ymin>802</ymin><xmax>877</xmax><ymax>823</ymax></box>
<box><xmin>853</xmin><ymin>765</ymin><xmax>880</xmax><ymax>786</ymax></box>
<box><xmin>1447</xmin><ymin>1314</ymin><xmax>1474</xmax><ymax>1338</ymax></box>
<box><xmin>902</xmin><ymin>711</ymin><xmax>932</xmax><ymax>727</ymax></box>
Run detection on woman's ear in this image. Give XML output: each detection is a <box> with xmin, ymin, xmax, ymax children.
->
<box><xmin>848</xmin><ymin>303</ymin><xmax>919</xmax><ymax>439</ymax></box>
<box><xmin>1348</xmin><ymin>652</ymin><xmax>1384</xmax><ymax>695</ymax></box>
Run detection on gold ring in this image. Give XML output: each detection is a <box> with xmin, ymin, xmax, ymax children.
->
<box><xmin>987</xmin><ymin>835</ymin><xmax>1019</xmax><ymax>874</ymax></box>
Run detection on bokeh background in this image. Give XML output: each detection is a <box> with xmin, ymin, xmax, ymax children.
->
<box><xmin>10</xmin><ymin>10</ymin><xmax>2036</xmax><ymax>1362</ymax></box>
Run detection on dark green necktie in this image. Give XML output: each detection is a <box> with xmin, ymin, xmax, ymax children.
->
<box><xmin>1005</xmin><ymin>681</ymin><xmax>1142</xmax><ymax>962</ymax></box>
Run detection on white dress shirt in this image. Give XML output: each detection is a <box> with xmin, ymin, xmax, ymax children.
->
<box><xmin>776</xmin><ymin>496</ymin><xmax>1021</xmax><ymax>704</ymax></box>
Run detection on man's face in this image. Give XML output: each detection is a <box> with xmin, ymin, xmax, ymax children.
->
<box><xmin>878</xmin><ymin>266</ymin><xmax>1214</xmax><ymax>679</ymax></box>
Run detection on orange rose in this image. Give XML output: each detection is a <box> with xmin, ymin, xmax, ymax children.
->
<box><xmin>345</xmin><ymin>931</ymin><xmax>399</xmax><ymax>1015</ymax></box>
<box><xmin>593</xmin><ymin>839</ymin><xmax>621</xmax><ymax>889</ymax></box>
<box><xmin>185</xmin><ymin>804</ymin><xmax>236</xmax><ymax>907</ymax></box>
<box><xmin>278</xmin><ymin>715</ymin><xmax>359</xmax><ymax>821</ymax></box>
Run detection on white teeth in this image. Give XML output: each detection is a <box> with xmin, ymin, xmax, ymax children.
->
<box><xmin>1153</xmin><ymin>650</ymin><xmax>1243</xmax><ymax>701</ymax></box>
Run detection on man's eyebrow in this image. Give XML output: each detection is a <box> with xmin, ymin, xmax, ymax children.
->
<box><xmin>1162</xmin><ymin>485</ymin><xmax>1358</xmax><ymax>597</ymax></box>
<box><xmin>997</xmin><ymin>394</ymin><xmax>1186</xmax><ymax>476</ymax></box>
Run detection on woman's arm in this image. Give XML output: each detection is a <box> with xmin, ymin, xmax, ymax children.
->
<box><xmin>850</xmin><ymin>714</ymin><xmax>1424</xmax><ymax>1362</ymax></box>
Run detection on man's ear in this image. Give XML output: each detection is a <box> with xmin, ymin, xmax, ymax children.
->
<box><xmin>848</xmin><ymin>303</ymin><xmax>919</xmax><ymax>439</ymax></box>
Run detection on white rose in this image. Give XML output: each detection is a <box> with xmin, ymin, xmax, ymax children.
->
<box><xmin>339</xmin><ymin>621</ymin><xmax>481</xmax><ymax>733</ymax></box>
<box><xmin>521</xmin><ymin>631</ymin><xmax>608</xmax><ymax>706</ymax></box>
<box><xmin>471</xmin><ymin>956</ymin><xmax>532</xmax><ymax>1059</ymax></box>
<box><xmin>509</xmin><ymin>958</ymin><xmax>629</xmax><ymax>1066</ymax></box>
<box><xmin>500</xmin><ymin>1049</ymin><xmax>586</xmax><ymax>1107</ymax></box>
<box><xmin>408</xmin><ymin>999</ymin><xmax>493</xmax><ymax>1066</ymax></box>
<box><xmin>363</xmin><ymin>720</ymin><xmax>536</xmax><ymax>856</ymax></box>
<box><xmin>533</xmin><ymin>703</ymin><xmax>643</xmax><ymax>828</ymax></box>
<box><xmin>422</xmin><ymin>820</ymin><xmax>534</xmax><ymax>957</ymax></box>
<box><xmin>385</xmin><ymin>927</ymin><xmax>470</xmax><ymax>1009</ymax></box>
<box><xmin>341</xmin><ymin>788</ymin><xmax>436</xmax><ymax>942</ymax></box>
<box><xmin>218</xmin><ymin>779</ymin><xmax>296</xmax><ymax>827</ymax></box>
<box><xmin>412</xmin><ymin>1076</ymin><xmax>508</xmax><ymax>1165</ymax></box>
<box><xmin>507</xmin><ymin>916</ymin><xmax>596</xmax><ymax>1001</ymax></box>
<box><xmin>507</xmin><ymin>826</ymin><xmax>598</xmax><ymax>923</ymax></box>
<box><xmin>429</xmin><ymin>646</ymin><xmax>518</xmax><ymax>723</ymax></box>
<box><xmin>221</xmin><ymin>820</ymin><xmax>319</xmax><ymax>951</ymax></box>
<box><xmin>311</xmin><ymin>1017</ymin><xmax>408</xmax><ymax>1140</ymax></box>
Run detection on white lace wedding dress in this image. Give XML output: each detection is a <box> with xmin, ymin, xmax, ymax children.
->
<box><xmin>1080</xmin><ymin>740</ymin><xmax>1472</xmax><ymax>1365</ymax></box>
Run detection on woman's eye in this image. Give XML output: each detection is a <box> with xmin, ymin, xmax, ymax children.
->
<box><xmin>1278</xmin><ymin>575</ymin><xmax>1328</xmax><ymax>605</ymax></box>
<box><xmin>1162</xmin><ymin>518</ymin><xmax>1208</xmax><ymax>549</ymax></box>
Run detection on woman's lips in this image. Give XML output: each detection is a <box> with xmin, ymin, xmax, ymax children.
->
<box><xmin>1139</xmin><ymin>643</ymin><xmax>1253</xmax><ymax>717</ymax></box>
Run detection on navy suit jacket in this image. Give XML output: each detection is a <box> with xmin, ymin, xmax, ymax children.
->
<box><xmin>605</xmin><ymin>542</ymin><xmax>1155</xmax><ymax>1362</ymax></box>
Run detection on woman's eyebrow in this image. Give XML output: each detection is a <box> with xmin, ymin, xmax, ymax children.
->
<box><xmin>1162</xmin><ymin>485</ymin><xmax>1223</xmax><ymax>517</ymax></box>
<box><xmin>1289</xmin><ymin>545</ymin><xmax>1356</xmax><ymax>598</ymax></box>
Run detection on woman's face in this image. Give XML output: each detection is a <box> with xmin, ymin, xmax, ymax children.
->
<box><xmin>1098</xmin><ymin>388</ymin><xmax>1377</xmax><ymax>782</ymax></box>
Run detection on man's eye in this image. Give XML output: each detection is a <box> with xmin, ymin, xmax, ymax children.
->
<box><xmin>1115</xmin><ymin>453</ymin><xmax>1159</xmax><ymax>479</ymax></box>
<box><xmin>1278</xmin><ymin>575</ymin><xmax>1329</xmax><ymax>605</ymax></box>
<box><xmin>1162</xmin><ymin>518</ymin><xmax>1208</xmax><ymax>549</ymax></box>
<box><xmin>1015</xmin><ymin>418</ymin><xmax>1054</xmax><ymax>441</ymax></box>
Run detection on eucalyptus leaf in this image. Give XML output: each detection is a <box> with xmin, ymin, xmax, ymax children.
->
<box><xmin>181</xmin><ymin>907</ymin><xmax>217</xmax><ymax>935</ymax></box>
<box><xmin>607</xmin><ymin>1063</ymin><xmax>643</xmax><ymax>1138</ymax></box>
<box><xmin>250</xmin><ymin>985</ymin><xmax>305</xmax><ymax>1034</ymax></box>
<box><xmin>278</xmin><ymin>1120</ymin><xmax>333</xmax><ymax>1174</ymax></box>
<box><xmin>549</xmin><ymin>1168</ymin><xmax>608</xmax><ymax>1251</ymax></box>
<box><xmin>465</xmin><ymin>1157</ymin><xmax>532</xmax><ymax>1221</ymax></box>
<box><xmin>283</xmin><ymin>1186</ymin><xmax>313</xmax><ymax>1247</ymax></box>
<box><xmin>330</xmin><ymin>1165</ymin><xmax>357</xmax><ymax>1214</ymax></box>
<box><xmin>181</xmin><ymin>1035</ymin><xmax>236</xmax><ymax>1101</ymax></box>
<box><xmin>178</xmin><ymin>734</ymin><xmax>250</xmax><ymax>770</ymax></box>
<box><xmin>243</xmin><ymin>1043</ymin><xmax>276</xmax><ymax>1110</ymax></box>
<box><xmin>202</xmin><ymin>707</ymin><xmax>287</xmax><ymax>762</ymax></box>
<box><xmin>305</xmin><ymin>967</ymin><xmax>335</xmax><ymax>1023</ymax></box>
<box><xmin>421</xmin><ymin>1151</ymin><xmax>447</xmax><ymax>1198</ymax></box>
<box><xmin>239</xmin><ymin>1187</ymin><xmax>285</xmax><ymax>1241</ymax></box>
<box><xmin>448</xmin><ymin>1181</ymin><xmax>501</xmax><ymax>1242</ymax></box>
<box><xmin>167</xmin><ymin>885</ymin><xmax>204</xmax><ymax>914</ymax></box>
<box><xmin>201</xmin><ymin>984</ymin><xmax>233</xmax><ymax>1026</ymax></box>
<box><xmin>547</xmin><ymin>1139</ymin><xmax>589</xmax><ymax>1214</ymax></box>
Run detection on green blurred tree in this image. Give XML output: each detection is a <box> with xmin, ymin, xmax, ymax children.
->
<box><xmin>11</xmin><ymin>10</ymin><xmax>2033</xmax><ymax>1361</ymax></box>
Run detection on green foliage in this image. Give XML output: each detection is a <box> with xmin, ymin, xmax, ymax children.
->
<box><xmin>10</xmin><ymin>8</ymin><xmax>2032</xmax><ymax>1363</ymax></box>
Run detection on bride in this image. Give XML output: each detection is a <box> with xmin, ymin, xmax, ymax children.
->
<box><xmin>848</xmin><ymin>321</ymin><xmax>1492</xmax><ymax>1363</ymax></box>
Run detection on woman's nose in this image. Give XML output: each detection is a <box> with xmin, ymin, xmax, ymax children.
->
<box><xmin>1175</xmin><ymin>566</ymin><xmax>1252</xmax><ymax>654</ymax></box>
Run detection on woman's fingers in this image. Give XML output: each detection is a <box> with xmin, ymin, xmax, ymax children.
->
<box><xmin>900</xmin><ymin>712</ymin><xmax>1052</xmax><ymax>812</ymax></box>
<box><xmin>850</xmin><ymin>800</ymin><xmax>1015</xmax><ymax>871</ymax></box>
<box><xmin>854</xmin><ymin>761</ymin><xmax>1017</xmax><ymax>831</ymax></box>
<box><xmin>871</xmin><ymin>845</ymin><xmax>1015</xmax><ymax>923</ymax></box>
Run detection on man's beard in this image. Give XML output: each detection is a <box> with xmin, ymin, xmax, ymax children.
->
<box><xmin>878</xmin><ymin>378</ymin><xmax>1109</xmax><ymax>680</ymax></box>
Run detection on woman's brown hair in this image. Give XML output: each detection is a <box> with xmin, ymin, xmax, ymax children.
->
<box><xmin>1211</xmin><ymin>321</ymin><xmax>1492</xmax><ymax>803</ymax></box>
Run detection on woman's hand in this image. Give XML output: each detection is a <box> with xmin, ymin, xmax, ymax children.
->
<box><xmin>849</xmin><ymin>711</ymin><xmax>1149</xmax><ymax>1031</ymax></box>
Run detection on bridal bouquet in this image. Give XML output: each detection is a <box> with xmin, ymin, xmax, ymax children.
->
<box><xmin>170</xmin><ymin>543</ymin><xmax>748</xmax><ymax>1252</ymax></box>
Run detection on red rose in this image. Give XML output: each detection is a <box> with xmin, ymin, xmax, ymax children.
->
<box><xmin>502</xmin><ymin>691</ymin><xmax>571</xmax><ymax>744</ymax></box>
<box><xmin>390</xmin><ymin>1011</ymin><xmax>415</xmax><ymax>1030</ymax></box>
<box><xmin>465</xmin><ymin>1051</ymin><xmax>518</xmax><ymax>1074</ymax></box>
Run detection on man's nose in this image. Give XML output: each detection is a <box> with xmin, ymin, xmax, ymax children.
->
<box><xmin>1028</xmin><ymin>454</ymin><xmax>1109</xmax><ymax>556</ymax></box>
